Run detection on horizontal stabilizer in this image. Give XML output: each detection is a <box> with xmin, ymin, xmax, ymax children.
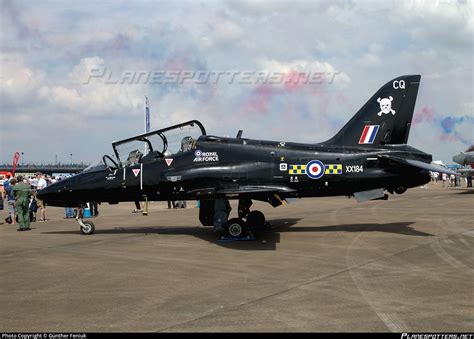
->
<box><xmin>380</xmin><ymin>155</ymin><xmax>457</xmax><ymax>175</ymax></box>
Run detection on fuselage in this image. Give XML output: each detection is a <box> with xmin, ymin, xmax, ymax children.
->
<box><xmin>38</xmin><ymin>135</ymin><xmax>432</xmax><ymax>207</ymax></box>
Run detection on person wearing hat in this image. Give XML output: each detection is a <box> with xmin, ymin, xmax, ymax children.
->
<box><xmin>12</xmin><ymin>175</ymin><xmax>32</xmax><ymax>231</ymax></box>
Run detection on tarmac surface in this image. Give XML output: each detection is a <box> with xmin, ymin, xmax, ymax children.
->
<box><xmin>0</xmin><ymin>183</ymin><xmax>472</xmax><ymax>332</ymax></box>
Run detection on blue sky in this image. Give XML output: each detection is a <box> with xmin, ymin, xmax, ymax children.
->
<box><xmin>0</xmin><ymin>0</ymin><xmax>472</xmax><ymax>164</ymax></box>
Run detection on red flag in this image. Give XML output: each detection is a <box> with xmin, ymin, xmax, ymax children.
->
<box><xmin>12</xmin><ymin>152</ymin><xmax>20</xmax><ymax>175</ymax></box>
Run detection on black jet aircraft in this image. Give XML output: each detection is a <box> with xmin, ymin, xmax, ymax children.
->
<box><xmin>38</xmin><ymin>75</ymin><xmax>454</xmax><ymax>238</ymax></box>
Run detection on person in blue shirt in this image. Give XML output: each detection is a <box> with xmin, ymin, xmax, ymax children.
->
<box><xmin>3</xmin><ymin>176</ymin><xmax>16</xmax><ymax>225</ymax></box>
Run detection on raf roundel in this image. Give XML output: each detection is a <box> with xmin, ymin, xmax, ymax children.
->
<box><xmin>306</xmin><ymin>160</ymin><xmax>325</xmax><ymax>179</ymax></box>
<box><xmin>194</xmin><ymin>150</ymin><xmax>202</xmax><ymax>157</ymax></box>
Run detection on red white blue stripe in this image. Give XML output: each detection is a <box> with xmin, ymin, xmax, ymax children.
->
<box><xmin>359</xmin><ymin>125</ymin><xmax>379</xmax><ymax>144</ymax></box>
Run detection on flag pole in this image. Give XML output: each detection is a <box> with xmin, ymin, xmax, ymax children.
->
<box><xmin>144</xmin><ymin>96</ymin><xmax>150</xmax><ymax>154</ymax></box>
<box><xmin>145</xmin><ymin>96</ymin><xmax>150</xmax><ymax>133</ymax></box>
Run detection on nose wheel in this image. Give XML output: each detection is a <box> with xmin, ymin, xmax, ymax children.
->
<box><xmin>77</xmin><ymin>218</ymin><xmax>95</xmax><ymax>235</ymax></box>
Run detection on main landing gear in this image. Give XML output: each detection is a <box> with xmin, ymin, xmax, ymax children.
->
<box><xmin>221</xmin><ymin>198</ymin><xmax>268</xmax><ymax>239</ymax></box>
<box><xmin>198</xmin><ymin>198</ymin><xmax>271</xmax><ymax>239</ymax></box>
<box><xmin>224</xmin><ymin>218</ymin><xmax>247</xmax><ymax>238</ymax></box>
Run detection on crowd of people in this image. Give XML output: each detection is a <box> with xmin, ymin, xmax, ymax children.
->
<box><xmin>0</xmin><ymin>172</ymin><xmax>99</xmax><ymax>231</ymax></box>
<box><xmin>0</xmin><ymin>171</ymin><xmax>187</xmax><ymax>231</ymax></box>
<box><xmin>431</xmin><ymin>171</ymin><xmax>473</xmax><ymax>187</ymax></box>
<box><xmin>0</xmin><ymin>172</ymin><xmax>50</xmax><ymax>231</ymax></box>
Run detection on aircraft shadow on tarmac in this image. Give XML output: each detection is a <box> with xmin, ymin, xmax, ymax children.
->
<box><xmin>457</xmin><ymin>189</ymin><xmax>474</xmax><ymax>195</ymax></box>
<box><xmin>273</xmin><ymin>219</ymin><xmax>433</xmax><ymax>236</ymax></box>
<box><xmin>44</xmin><ymin>219</ymin><xmax>432</xmax><ymax>251</ymax></box>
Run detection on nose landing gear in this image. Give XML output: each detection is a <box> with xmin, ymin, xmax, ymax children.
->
<box><xmin>78</xmin><ymin>218</ymin><xmax>95</xmax><ymax>235</ymax></box>
<box><xmin>75</xmin><ymin>206</ymin><xmax>96</xmax><ymax>235</ymax></box>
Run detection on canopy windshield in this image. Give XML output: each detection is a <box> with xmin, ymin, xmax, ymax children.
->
<box><xmin>112</xmin><ymin>120</ymin><xmax>206</xmax><ymax>167</ymax></box>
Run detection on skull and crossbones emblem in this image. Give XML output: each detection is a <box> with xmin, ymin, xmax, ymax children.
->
<box><xmin>377</xmin><ymin>96</ymin><xmax>396</xmax><ymax>116</ymax></box>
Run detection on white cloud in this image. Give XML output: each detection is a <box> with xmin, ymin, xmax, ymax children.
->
<box><xmin>392</xmin><ymin>0</ymin><xmax>473</xmax><ymax>50</ymax></box>
<box><xmin>38</xmin><ymin>86</ymin><xmax>81</xmax><ymax>110</ymax></box>
<box><xmin>69</xmin><ymin>57</ymin><xmax>106</xmax><ymax>84</ymax></box>
<box><xmin>0</xmin><ymin>0</ymin><xmax>472</xmax><ymax>164</ymax></box>
<box><xmin>356</xmin><ymin>53</ymin><xmax>381</xmax><ymax>67</ymax></box>
<box><xmin>35</xmin><ymin>57</ymin><xmax>147</xmax><ymax>117</ymax></box>
<box><xmin>258</xmin><ymin>58</ymin><xmax>351</xmax><ymax>87</ymax></box>
<box><xmin>0</xmin><ymin>53</ymin><xmax>44</xmax><ymax>99</ymax></box>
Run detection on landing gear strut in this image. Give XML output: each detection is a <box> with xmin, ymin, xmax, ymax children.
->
<box><xmin>238</xmin><ymin>198</ymin><xmax>252</xmax><ymax>219</ymax></box>
<box><xmin>238</xmin><ymin>198</ymin><xmax>267</xmax><ymax>231</ymax></box>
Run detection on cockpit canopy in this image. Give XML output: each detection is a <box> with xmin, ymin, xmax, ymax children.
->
<box><xmin>81</xmin><ymin>120</ymin><xmax>206</xmax><ymax>173</ymax></box>
<box><xmin>110</xmin><ymin>120</ymin><xmax>206</xmax><ymax>168</ymax></box>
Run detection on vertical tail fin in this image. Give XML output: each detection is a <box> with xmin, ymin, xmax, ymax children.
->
<box><xmin>324</xmin><ymin>75</ymin><xmax>421</xmax><ymax>147</ymax></box>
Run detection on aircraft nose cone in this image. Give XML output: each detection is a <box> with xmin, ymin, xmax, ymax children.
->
<box><xmin>37</xmin><ymin>180</ymin><xmax>73</xmax><ymax>205</ymax></box>
<box><xmin>35</xmin><ymin>175</ymin><xmax>83</xmax><ymax>207</ymax></box>
<box><xmin>36</xmin><ymin>184</ymin><xmax>55</xmax><ymax>202</ymax></box>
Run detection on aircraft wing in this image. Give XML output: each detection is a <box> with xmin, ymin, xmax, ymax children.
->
<box><xmin>379</xmin><ymin>155</ymin><xmax>458</xmax><ymax>175</ymax></box>
<box><xmin>188</xmin><ymin>185</ymin><xmax>297</xmax><ymax>196</ymax></box>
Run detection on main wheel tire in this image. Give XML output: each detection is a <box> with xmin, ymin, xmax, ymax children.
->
<box><xmin>394</xmin><ymin>186</ymin><xmax>407</xmax><ymax>194</ymax></box>
<box><xmin>80</xmin><ymin>221</ymin><xmax>95</xmax><ymax>235</ymax></box>
<box><xmin>246</xmin><ymin>210</ymin><xmax>265</xmax><ymax>229</ymax></box>
<box><xmin>224</xmin><ymin>218</ymin><xmax>246</xmax><ymax>238</ymax></box>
